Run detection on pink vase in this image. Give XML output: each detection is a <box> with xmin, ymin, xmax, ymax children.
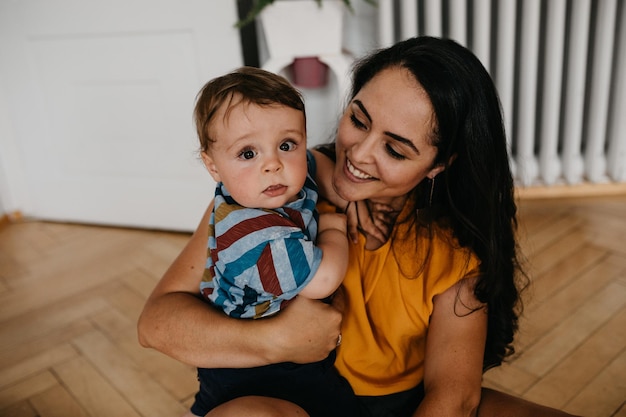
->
<box><xmin>290</xmin><ymin>57</ymin><xmax>329</xmax><ymax>88</ymax></box>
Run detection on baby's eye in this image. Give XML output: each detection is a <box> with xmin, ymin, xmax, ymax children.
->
<box><xmin>238</xmin><ymin>148</ymin><xmax>257</xmax><ymax>160</ymax></box>
<box><xmin>279</xmin><ymin>140</ymin><xmax>297</xmax><ymax>152</ymax></box>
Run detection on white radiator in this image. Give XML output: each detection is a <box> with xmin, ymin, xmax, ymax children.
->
<box><xmin>377</xmin><ymin>0</ymin><xmax>626</xmax><ymax>186</ymax></box>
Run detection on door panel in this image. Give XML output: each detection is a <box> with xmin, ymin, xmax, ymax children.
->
<box><xmin>0</xmin><ymin>0</ymin><xmax>242</xmax><ymax>231</ymax></box>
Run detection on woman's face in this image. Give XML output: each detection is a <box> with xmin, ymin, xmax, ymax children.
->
<box><xmin>333</xmin><ymin>66</ymin><xmax>446</xmax><ymax>208</ymax></box>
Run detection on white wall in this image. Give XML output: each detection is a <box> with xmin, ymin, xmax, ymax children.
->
<box><xmin>0</xmin><ymin>1</ymin><xmax>383</xmax><ymax>230</ymax></box>
<box><xmin>0</xmin><ymin>80</ymin><xmax>27</xmax><ymax>218</ymax></box>
<box><xmin>0</xmin><ymin>0</ymin><xmax>243</xmax><ymax>231</ymax></box>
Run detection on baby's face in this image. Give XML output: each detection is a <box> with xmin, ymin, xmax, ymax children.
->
<box><xmin>202</xmin><ymin>100</ymin><xmax>307</xmax><ymax>209</ymax></box>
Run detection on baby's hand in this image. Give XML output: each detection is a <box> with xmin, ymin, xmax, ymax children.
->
<box><xmin>318</xmin><ymin>212</ymin><xmax>348</xmax><ymax>235</ymax></box>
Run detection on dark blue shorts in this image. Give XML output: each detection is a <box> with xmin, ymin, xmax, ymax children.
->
<box><xmin>357</xmin><ymin>383</ymin><xmax>425</xmax><ymax>417</ymax></box>
<box><xmin>190</xmin><ymin>351</ymin><xmax>360</xmax><ymax>417</ymax></box>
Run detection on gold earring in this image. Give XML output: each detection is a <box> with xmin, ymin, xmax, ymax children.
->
<box><xmin>429</xmin><ymin>176</ymin><xmax>435</xmax><ymax>207</ymax></box>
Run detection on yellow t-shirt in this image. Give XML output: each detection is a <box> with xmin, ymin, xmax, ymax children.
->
<box><xmin>331</xmin><ymin>205</ymin><xmax>480</xmax><ymax>396</ymax></box>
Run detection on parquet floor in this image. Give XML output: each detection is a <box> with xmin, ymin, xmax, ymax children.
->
<box><xmin>0</xmin><ymin>194</ymin><xmax>625</xmax><ymax>417</ymax></box>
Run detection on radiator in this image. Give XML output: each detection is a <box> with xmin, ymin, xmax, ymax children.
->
<box><xmin>377</xmin><ymin>0</ymin><xmax>625</xmax><ymax>186</ymax></box>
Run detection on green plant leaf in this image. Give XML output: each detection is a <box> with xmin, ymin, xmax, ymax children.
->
<box><xmin>234</xmin><ymin>0</ymin><xmax>377</xmax><ymax>29</ymax></box>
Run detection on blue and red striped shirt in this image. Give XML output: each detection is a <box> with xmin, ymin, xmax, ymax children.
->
<box><xmin>200</xmin><ymin>154</ymin><xmax>321</xmax><ymax>319</ymax></box>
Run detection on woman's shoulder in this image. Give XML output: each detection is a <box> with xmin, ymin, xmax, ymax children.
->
<box><xmin>428</xmin><ymin>221</ymin><xmax>476</xmax><ymax>258</ymax></box>
<box><xmin>429</xmin><ymin>223</ymin><xmax>480</xmax><ymax>278</ymax></box>
<box><xmin>394</xmin><ymin>220</ymin><xmax>480</xmax><ymax>280</ymax></box>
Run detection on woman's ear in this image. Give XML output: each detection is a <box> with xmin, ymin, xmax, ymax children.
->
<box><xmin>427</xmin><ymin>154</ymin><xmax>457</xmax><ymax>179</ymax></box>
<box><xmin>427</xmin><ymin>163</ymin><xmax>446</xmax><ymax>180</ymax></box>
<box><xmin>201</xmin><ymin>151</ymin><xmax>221</xmax><ymax>182</ymax></box>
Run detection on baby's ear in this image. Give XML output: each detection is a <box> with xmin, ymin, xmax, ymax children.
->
<box><xmin>201</xmin><ymin>151</ymin><xmax>221</xmax><ymax>182</ymax></box>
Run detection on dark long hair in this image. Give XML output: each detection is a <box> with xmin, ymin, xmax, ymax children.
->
<box><xmin>350</xmin><ymin>36</ymin><xmax>528</xmax><ymax>369</ymax></box>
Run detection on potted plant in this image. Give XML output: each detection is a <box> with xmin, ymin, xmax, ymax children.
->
<box><xmin>235</xmin><ymin>0</ymin><xmax>375</xmax><ymax>29</ymax></box>
<box><xmin>235</xmin><ymin>0</ymin><xmax>375</xmax><ymax>88</ymax></box>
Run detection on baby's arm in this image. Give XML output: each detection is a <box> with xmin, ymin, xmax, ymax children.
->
<box><xmin>298</xmin><ymin>212</ymin><xmax>348</xmax><ymax>300</ymax></box>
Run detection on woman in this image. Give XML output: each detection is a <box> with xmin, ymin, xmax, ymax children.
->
<box><xmin>138</xmin><ymin>36</ymin><xmax>581</xmax><ymax>417</ymax></box>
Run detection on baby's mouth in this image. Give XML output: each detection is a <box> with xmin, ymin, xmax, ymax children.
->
<box><xmin>263</xmin><ymin>184</ymin><xmax>288</xmax><ymax>196</ymax></box>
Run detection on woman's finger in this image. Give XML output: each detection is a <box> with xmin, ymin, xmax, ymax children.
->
<box><xmin>344</xmin><ymin>202</ymin><xmax>360</xmax><ymax>243</ymax></box>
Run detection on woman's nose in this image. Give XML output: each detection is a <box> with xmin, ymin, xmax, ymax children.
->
<box><xmin>350</xmin><ymin>133</ymin><xmax>377</xmax><ymax>163</ymax></box>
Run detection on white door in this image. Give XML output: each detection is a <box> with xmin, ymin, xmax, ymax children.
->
<box><xmin>0</xmin><ymin>0</ymin><xmax>243</xmax><ymax>231</ymax></box>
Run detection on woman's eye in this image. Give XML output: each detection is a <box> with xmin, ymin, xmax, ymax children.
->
<box><xmin>238</xmin><ymin>149</ymin><xmax>256</xmax><ymax>160</ymax></box>
<box><xmin>385</xmin><ymin>144</ymin><xmax>406</xmax><ymax>160</ymax></box>
<box><xmin>279</xmin><ymin>140</ymin><xmax>296</xmax><ymax>152</ymax></box>
<box><xmin>350</xmin><ymin>114</ymin><xmax>367</xmax><ymax>130</ymax></box>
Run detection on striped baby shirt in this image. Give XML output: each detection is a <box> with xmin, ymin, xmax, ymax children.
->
<box><xmin>200</xmin><ymin>154</ymin><xmax>321</xmax><ymax>319</ymax></box>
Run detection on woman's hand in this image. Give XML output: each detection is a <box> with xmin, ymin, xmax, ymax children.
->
<box><xmin>311</xmin><ymin>148</ymin><xmax>397</xmax><ymax>246</ymax></box>
<box><xmin>271</xmin><ymin>296</ymin><xmax>343</xmax><ymax>364</ymax></box>
<box><xmin>331</xmin><ymin>285</ymin><xmax>347</xmax><ymax>315</ymax></box>
<box><xmin>138</xmin><ymin>203</ymin><xmax>341</xmax><ymax>368</ymax></box>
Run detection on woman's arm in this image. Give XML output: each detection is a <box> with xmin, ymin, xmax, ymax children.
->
<box><xmin>415</xmin><ymin>278</ymin><xmax>582</xmax><ymax>417</ymax></box>
<box><xmin>415</xmin><ymin>278</ymin><xmax>487</xmax><ymax>417</ymax></box>
<box><xmin>137</xmin><ymin>204</ymin><xmax>342</xmax><ymax>368</ymax></box>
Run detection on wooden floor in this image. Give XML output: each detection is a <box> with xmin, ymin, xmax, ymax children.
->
<box><xmin>0</xmin><ymin>194</ymin><xmax>625</xmax><ymax>417</ymax></box>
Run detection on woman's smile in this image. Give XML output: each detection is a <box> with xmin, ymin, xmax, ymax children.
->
<box><xmin>346</xmin><ymin>158</ymin><xmax>375</xmax><ymax>181</ymax></box>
